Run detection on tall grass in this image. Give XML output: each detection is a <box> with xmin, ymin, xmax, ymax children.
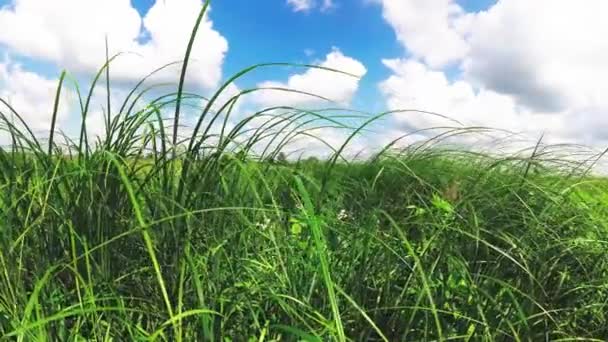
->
<box><xmin>1</xmin><ymin>2</ymin><xmax>608</xmax><ymax>340</ymax></box>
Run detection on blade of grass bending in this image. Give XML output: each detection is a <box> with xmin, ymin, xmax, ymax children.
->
<box><xmin>186</xmin><ymin>63</ymin><xmax>359</xmax><ymax>155</ymax></box>
<box><xmin>172</xmin><ymin>0</ymin><xmax>210</xmax><ymax>148</ymax></box>
<box><xmin>335</xmin><ymin>285</ymin><xmax>389</xmax><ymax>342</ymax></box>
<box><xmin>6</xmin><ymin>306</ymin><xmax>152</xmax><ymax>338</ymax></box>
<box><xmin>0</xmin><ymin>99</ymin><xmax>44</xmax><ymax>153</ymax></box>
<box><xmin>521</xmin><ymin>132</ymin><xmax>544</xmax><ymax>184</ymax></box>
<box><xmin>149</xmin><ymin>309</ymin><xmax>222</xmax><ymax>340</ymax></box>
<box><xmin>104</xmin><ymin>151</ymin><xmax>178</xmax><ymax>339</ymax></box>
<box><xmin>117</xmin><ymin>61</ymin><xmax>183</xmax><ymax>115</ymax></box>
<box><xmin>319</xmin><ymin>110</ymin><xmax>395</xmax><ymax>202</ymax></box>
<box><xmin>78</xmin><ymin>53</ymin><xmax>122</xmax><ymax>157</ymax></box>
<box><xmin>19</xmin><ymin>264</ymin><xmax>59</xmax><ymax>322</ymax></box>
<box><xmin>371</xmin><ymin>125</ymin><xmax>476</xmax><ymax>163</ymax></box>
<box><xmin>176</xmin><ymin>62</ymin><xmax>360</xmax><ymax>202</ymax></box>
<box><xmin>179</xmin><ymin>86</ymin><xmax>338</xmax><ymax>201</ymax></box>
<box><xmin>380</xmin><ymin>210</ymin><xmax>444</xmax><ymax>341</ymax></box>
<box><xmin>294</xmin><ymin>176</ymin><xmax>345</xmax><ymax>342</ymax></box>
<box><xmin>211</xmin><ymin>86</ymin><xmax>333</xmax><ymax>150</ymax></box>
<box><xmin>48</xmin><ymin>70</ymin><xmax>66</xmax><ymax>155</ymax></box>
<box><xmin>105</xmin><ymin>36</ymin><xmax>112</xmax><ymax>140</ymax></box>
<box><xmin>262</xmin><ymin>111</ymin><xmax>356</xmax><ymax>162</ymax></box>
<box><xmin>273</xmin><ymin>325</ymin><xmax>322</xmax><ymax>342</ymax></box>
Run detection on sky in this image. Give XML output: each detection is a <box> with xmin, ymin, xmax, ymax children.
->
<box><xmin>1</xmin><ymin>0</ymin><xmax>608</xmax><ymax>155</ymax></box>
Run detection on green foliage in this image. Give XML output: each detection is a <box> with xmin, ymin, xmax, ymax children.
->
<box><xmin>1</xmin><ymin>1</ymin><xmax>608</xmax><ymax>340</ymax></box>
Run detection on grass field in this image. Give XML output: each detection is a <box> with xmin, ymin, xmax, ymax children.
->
<box><xmin>2</xmin><ymin>3</ymin><xmax>608</xmax><ymax>341</ymax></box>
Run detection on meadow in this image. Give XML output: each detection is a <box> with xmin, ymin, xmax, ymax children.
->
<box><xmin>2</xmin><ymin>3</ymin><xmax>608</xmax><ymax>341</ymax></box>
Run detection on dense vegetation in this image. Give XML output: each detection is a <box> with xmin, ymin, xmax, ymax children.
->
<box><xmin>2</xmin><ymin>3</ymin><xmax>608</xmax><ymax>341</ymax></box>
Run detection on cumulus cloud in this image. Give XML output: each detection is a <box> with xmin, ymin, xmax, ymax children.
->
<box><xmin>0</xmin><ymin>0</ymin><xmax>228</xmax><ymax>89</ymax></box>
<box><xmin>252</xmin><ymin>48</ymin><xmax>366</xmax><ymax>108</ymax></box>
<box><xmin>463</xmin><ymin>0</ymin><xmax>608</xmax><ymax>113</ymax></box>
<box><xmin>379</xmin><ymin>59</ymin><xmax>570</xmax><ymax>140</ymax></box>
<box><xmin>211</xmin><ymin>82</ymin><xmax>243</xmax><ymax>116</ymax></box>
<box><xmin>240</xmin><ymin>48</ymin><xmax>367</xmax><ymax>158</ymax></box>
<box><xmin>0</xmin><ymin>59</ymin><xmax>72</xmax><ymax>133</ymax></box>
<box><xmin>376</xmin><ymin>0</ymin><xmax>608</xmax><ymax>147</ymax></box>
<box><xmin>376</xmin><ymin>0</ymin><xmax>470</xmax><ymax>68</ymax></box>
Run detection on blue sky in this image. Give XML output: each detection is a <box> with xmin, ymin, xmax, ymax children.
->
<box><xmin>133</xmin><ymin>0</ymin><xmax>494</xmax><ymax>110</ymax></box>
<box><xmin>209</xmin><ymin>0</ymin><xmax>400</xmax><ymax>111</ymax></box>
<box><xmin>0</xmin><ymin>0</ymin><xmax>494</xmax><ymax>112</ymax></box>
<box><xmin>1</xmin><ymin>0</ymin><xmax>608</xmax><ymax>153</ymax></box>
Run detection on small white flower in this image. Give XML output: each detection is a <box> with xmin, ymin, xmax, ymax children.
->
<box><xmin>255</xmin><ymin>218</ymin><xmax>271</xmax><ymax>229</ymax></box>
<box><xmin>337</xmin><ymin>209</ymin><xmax>349</xmax><ymax>221</ymax></box>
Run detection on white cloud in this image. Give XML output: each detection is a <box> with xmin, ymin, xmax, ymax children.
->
<box><xmin>252</xmin><ymin>48</ymin><xmax>366</xmax><ymax>108</ymax></box>
<box><xmin>376</xmin><ymin>0</ymin><xmax>470</xmax><ymax>68</ymax></box>
<box><xmin>0</xmin><ymin>59</ymin><xmax>72</xmax><ymax>133</ymax></box>
<box><xmin>379</xmin><ymin>59</ymin><xmax>569</xmax><ymax>138</ymax></box>
<box><xmin>463</xmin><ymin>0</ymin><xmax>608</xmax><ymax>113</ymax></box>
<box><xmin>287</xmin><ymin>0</ymin><xmax>335</xmax><ymax>13</ymax></box>
<box><xmin>0</xmin><ymin>0</ymin><xmax>228</xmax><ymax>90</ymax></box>
<box><xmin>246</xmin><ymin>48</ymin><xmax>366</xmax><ymax>159</ymax></box>
<box><xmin>212</xmin><ymin>83</ymin><xmax>243</xmax><ymax>115</ymax></box>
<box><xmin>287</xmin><ymin>0</ymin><xmax>314</xmax><ymax>12</ymax></box>
<box><xmin>321</xmin><ymin>0</ymin><xmax>336</xmax><ymax>11</ymax></box>
<box><xmin>84</xmin><ymin>86</ymin><xmax>143</xmax><ymax>143</ymax></box>
<box><xmin>376</xmin><ymin>0</ymin><xmax>608</xmax><ymax>147</ymax></box>
<box><xmin>379</xmin><ymin>58</ymin><xmax>608</xmax><ymax>150</ymax></box>
<box><xmin>281</xmin><ymin>125</ymin><xmax>366</xmax><ymax>159</ymax></box>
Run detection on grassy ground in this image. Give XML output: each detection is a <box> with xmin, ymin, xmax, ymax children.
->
<box><xmin>1</xmin><ymin>145</ymin><xmax>608</xmax><ymax>341</ymax></box>
<box><xmin>2</xmin><ymin>3</ymin><xmax>608</xmax><ymax>341</ymax></box>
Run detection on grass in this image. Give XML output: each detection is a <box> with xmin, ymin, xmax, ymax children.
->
<box><xmin>2</xmin><ymin>2</ymin><xmax>608</xmax><ymax>340</ymax></box>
